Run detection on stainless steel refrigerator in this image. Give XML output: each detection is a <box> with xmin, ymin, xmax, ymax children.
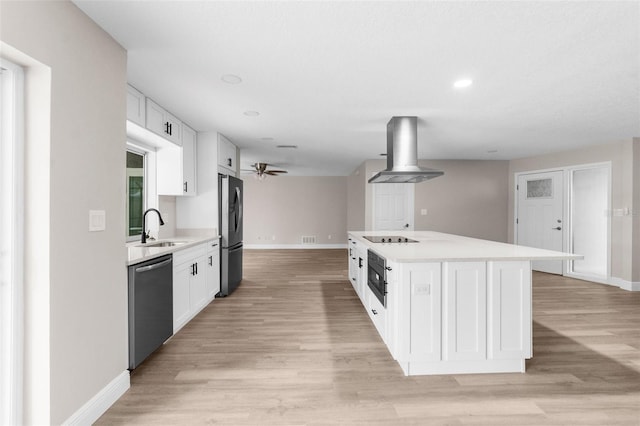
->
<box><xmin>219</xmin><ymin>174</ymin><xmax>243</xmax><ymax>296</ymax></box>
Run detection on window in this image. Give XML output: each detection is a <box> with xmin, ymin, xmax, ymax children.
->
<box><xmin>0</xmin><ymin>58</ymin><xmax>24</xmax><ymax>426</ymax></box>
<box><xmin>126</xmin><ymin>149</ymin><xmax>145</xmax><ymax>240</ymax></box>
<box><xmin>526</xmin><ymin>178</ymin><xmax>552</xmax><ymax>198</ymax></box>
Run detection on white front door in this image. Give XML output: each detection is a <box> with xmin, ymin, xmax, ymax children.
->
<box><xmin>516</xmin><ymin>171</ymin><xmax>564</xmax><ymax>274</ymax></box>
<box><xmin>373</xmin><ymin>183</ymin><xmax>414</xmax><ymax>231</ymax></box>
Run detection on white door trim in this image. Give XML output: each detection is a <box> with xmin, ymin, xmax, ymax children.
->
<box><xmin>0</xmin><ymin>57</ymin><xmax>25</xmax><ymax>426</ymax></box>
<box><xmin>514</xmin><ymin>161</ymin><xmax>612</xmax><ymax>280</ymax></box>
<box><xmin>565</xmin><ymin>161</ymin><xmax>612</xmax><ymax>283</ymax></box>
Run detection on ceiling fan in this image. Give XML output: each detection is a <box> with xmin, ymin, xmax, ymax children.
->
<box><xmin>242</xmin><ymin>163</ymin><xmax>288</xmax><ymax>180</ymax></box>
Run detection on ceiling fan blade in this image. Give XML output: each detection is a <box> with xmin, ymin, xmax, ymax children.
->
<box><xmin>268</xmin><ymin>170</ymin><xmax>287</xmax><ymax>174</ymax></box>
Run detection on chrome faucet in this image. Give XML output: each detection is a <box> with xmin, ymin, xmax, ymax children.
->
<box><xmin>141</xmin><ymin>208</ymin><xmax>165</xmax><ymax>244</ymax></box>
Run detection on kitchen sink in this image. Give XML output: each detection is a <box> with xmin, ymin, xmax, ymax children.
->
<box><xmin>139</xmin><ymin>241</ymin><xmax>188</xmax><ymax>248</ymax></box>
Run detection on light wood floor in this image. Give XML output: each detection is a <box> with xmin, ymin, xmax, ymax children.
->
<box><xmin>97</xmin><ymin>250</ymin><xmax>640</xmax><ymax>425</ymax></box>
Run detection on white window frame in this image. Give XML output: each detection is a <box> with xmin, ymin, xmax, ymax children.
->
<box><xmin>0</xmin><ymin>58</ymin><xmax>25</xmax><ymax>426</ymax></box>
<box><xmin>126</xmin><ymin>140</ymin><xmax>158</xmax><ymax>243</ymax></box>
<box><xmin>126</xmin><ymin>146</ymin><xmax>147</xmax><ymax>242</ymax></box>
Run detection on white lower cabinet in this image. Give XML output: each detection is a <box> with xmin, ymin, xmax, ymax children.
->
<box><xmin>172</xmin><ymin>242</ymin><xmax>210</xmax><ymax>333</ymax></box>
<box><xmin>443</xmin><ymin>262</ymin><xmax>487</xmax><ymax>361</ymax></box>
<box><xmin>407</xmin><ymin>263</ymin><xmax>442</xmax><ymax>362</ymax></box>
<box><xmin>355</xmin><ymin>244</ymin><xmax>367</xmax><ymax>303</ymax></box>
<box><xmin>205</xmin><ymin>240</ymin><xmax>221</xmax><ymax>299</ymax></box>
<box><xmin>487</xmin><ymin>261</ymin><xmax>532</xmax><ymax>359</ymax></box>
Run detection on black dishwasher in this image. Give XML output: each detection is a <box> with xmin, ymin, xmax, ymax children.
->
<box><xmin>128</xmin><ymin>254</ymin><xmax>173</xmax><ymax>369</ymax></box>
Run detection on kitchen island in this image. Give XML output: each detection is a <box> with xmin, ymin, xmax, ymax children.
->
<box><xmin>347</xmin><ymin>231</ymin><xmax>581</xmax><ymax>376</ymax></box>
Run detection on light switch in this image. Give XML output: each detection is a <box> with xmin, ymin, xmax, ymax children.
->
<box><xmin>89</xmin><ymin>210</ymin><xmax>106</xmax><ymax>232</ymax></box>
<box><xmin>420</xmin><ymin>209</ymin><xmax>428</xmax><ymax>216</ymax></box>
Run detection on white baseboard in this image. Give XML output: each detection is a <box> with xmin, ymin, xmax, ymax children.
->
<box><xmin>567</xmin><ymin>273</ymin><xmax>640</xmax><ymax>292</ymax></box>
<box><xmin>63</xmin><ymin>370</ymin><xmax>130</xmax><ymax>426</ymax></box>
<box><xmin>244</xmin><ymin>244</ymin><xmax>347</xmax><ymax>249</ymax></box>
<box><xmin>609</xmin><ymin>277</ymin><xmax>640</xmax><ymax>292</ymax></box>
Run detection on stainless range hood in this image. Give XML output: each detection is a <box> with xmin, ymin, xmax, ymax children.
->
<box><xmin>368</xmin><ymin>116</ymin><xmax>444</xmax><ymax>184</ymax></box>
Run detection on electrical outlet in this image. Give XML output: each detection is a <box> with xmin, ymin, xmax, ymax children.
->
<box><xmin>272</xmin><ymin>235</ymin><xmax>276</xmax><ymax>241</ymax></box>
<box><xmin>420</xmin><ymin>208</ymin><xmax>428</xmax><ymax>216</ymax></box>
<box><xmin>328</xmin><ymin>234</ymin><xmax>332</xmax><ymax>240</ymax></box>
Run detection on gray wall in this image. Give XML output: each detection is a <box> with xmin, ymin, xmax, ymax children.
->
<box><xmin>508</xmin><ymin>139</ymin><xmax>637</xmax><ymax>282</ymax></box>
<box><xmin>355</xmin><ymin>159</ymin><xmax>510</xmax><ymax>242</ymax></box>
<box><xmin>244</xmin><ymin>176</ymin><xmax>348</xmax><ymax>245</ymax></box>
<box><xmin>1</xmin><ymin>1</ymin><xmax>128</xmax><ymax>423</ymax></box>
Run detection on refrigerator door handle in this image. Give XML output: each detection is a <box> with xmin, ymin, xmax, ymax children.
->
<box><xmin>235</xmin><ymin>186</ymin><xmax>242</xmax><ymax>233</ymax></box>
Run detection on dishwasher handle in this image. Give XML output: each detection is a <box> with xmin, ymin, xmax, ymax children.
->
<box><xmin>135</xmin><ymin>257</ymin><xmax>172</xmax><ymax>273</ymax></box>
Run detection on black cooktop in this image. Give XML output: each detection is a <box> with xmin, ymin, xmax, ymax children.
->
<box><xmin>362</xmin><ymin>235</ymin><xmax>419</xmax><ymax>243</ymax></box>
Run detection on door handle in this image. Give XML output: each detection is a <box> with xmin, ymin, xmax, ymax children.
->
<box><xmin>135</xmin><ymin>258</ymin><xmax>172</xmax><ymax>273</ymax></box>
<box><xmin>552</xmin><ymin>227</ymin><xmax>562</xmax><ymax>230</ymax></box>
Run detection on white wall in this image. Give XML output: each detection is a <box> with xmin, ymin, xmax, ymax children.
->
<box><xmin>1</xmin><ymin>2</ymin><xmax>128</xmax><ymax>424</ymax></box>
<box><xmin>244</xmin><ymin>176</ymin><xmax>348</xmax><ymax>246</ymax></box>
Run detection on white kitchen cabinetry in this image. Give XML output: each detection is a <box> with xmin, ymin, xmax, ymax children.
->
<box><xmin>393</xmin><ymin>263</ymin><xmax>442</xmax><ymax>364</ymax></box>
<box><xmin>346</xmin><ymin>231</ymin><xmax>576</xmax><ymax>375</ymax></box>
<box><xmin>218</xmin><ymin>134</ymin><xmax>237</xmax><ymax>176</ymax></box>
<box><xmin>146</xmin><ymin>98</ymin><xmax>182</xmax><ymax>146</ymax></box>
<box><xmin>181</xmin><ymin>124</ymin><xmax>197</xmax><ymax>196</ymax></box>
<box><xmin>487</xmin><ymin>261</ymin><xmax>532</xmax><ymax>360</ymax></box>
<box><xmin>157</xmin><ymin>123</ymin><xmax>197</xmax><ymax>196</ymax></box>
<box><xmin>173</xmin><ymin>243</ymin><xmax>208</xmax><ymax>333</ymax></box>
<box><xmin>205</xmin><ymin>240</ymin><xmax>221</xmax><ymax>300</ymax></box>
<box><xmin>367</xmin><ymin>285</ymin><xmax>387</xmax><ymax>342</ymax></box>
<box><xmin>348</xmin><ymin>238</ymin><xmax>358</xmax><ymax>287</ymax></box>
<box><xmin>443</xmin><ymin>262</ymin><xmax>487</xmax><ymax>361</ymax></box>
<box><xmin>348</xmin><ymin>238</ymin><xmax>367</xmax><ymax>303</ymax></box>
<box><xmin>356</xmin><ymin>245</ymin><xmax>367</xmax><ymax>302</ymax></box>
<box><xmin>126</xmin><ymin>84</ymin><xmax>145</xmax><ymax>127</ymax></box>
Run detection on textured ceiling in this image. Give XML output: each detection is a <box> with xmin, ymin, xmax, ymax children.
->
<box><xmin>74</xmin><ymin>1</ymin><xmax>640</xmax><ymax>176</ymax></box>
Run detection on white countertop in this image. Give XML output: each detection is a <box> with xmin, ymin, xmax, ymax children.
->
<box><xmin>127</xmin><ymin>235</ymin><xmax>220</xmax><ymax>266</ymax></box>
<box><xmin>349</xmin><ymin>231</ymin><xmax>583</xmax><ymax>263</ymax></box>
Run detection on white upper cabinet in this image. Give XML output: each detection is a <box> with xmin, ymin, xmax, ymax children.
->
<box><xmin>181</xmin><ymin>124</ymin><xmax>197</xmax><ymax>196</ymax></box>
<box><xmin>157</xmin><ymin>123</ymin><xmax>197</xmax><ymax>197</ymax></box>
<box><xmin>126</xmin><ymin>84</ymin><xmax>145</xmax><ymax>127</ymax></box>
<box><xmin>217</xmin><ymin>134</ymin><xmax>237</xmax><ymax>176</ymax></box>
<box><xmin>146</xmin><ymin>98</ymin><xmax>182</xmax><ymax>146</ymax></box>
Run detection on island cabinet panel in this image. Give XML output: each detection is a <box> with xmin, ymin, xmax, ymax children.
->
<box><xmin>443</xmin><ymin>262</ymin><xmax>487</xmax><ymax>361</ymax></box>
<box><xmin>348</xmin><ymin>238</ymin><xmax>358</xmax><ymax>287</ymax></box>
<box><xmin>408</xmin><ymin>264</ymin><xmax>442</xmax><ymax>361</ymax></box>
<box><xmin>487</xmin><ymin>261</ymin><xmax>532</xmax><ymax>359</ymax></box>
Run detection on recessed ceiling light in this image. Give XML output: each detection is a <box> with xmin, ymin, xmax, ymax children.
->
<box><xmin>453</xmin><ymin>79</ymin><xmax>473</xmax><ymax>89</ymax></box>
<box><xmin>261</xmin><ymin>137</ymin><xmax>274</xmax><ymax>141</ymax></box>
<box><xmin>221</xmin><ymin>74</ymin><xmax>242</xmax><ymax>84</ymax></box>
<box><xmin>276</xmin><ymin>145</ymin><xmax>297</xmax><ymax>149</ymax></box>
<box><xmin>244</xmin><ymin>111</ymin><xmax>260</xmax><ymax>116</ymax></box>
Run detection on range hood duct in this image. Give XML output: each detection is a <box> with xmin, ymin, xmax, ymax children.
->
<box><xmin>368</xmin><ymin>116</ymin><xmax>444</xmax><ymax>184</ymax></box>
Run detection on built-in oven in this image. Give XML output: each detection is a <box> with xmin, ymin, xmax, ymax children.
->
<box><xmin>367</xmin><ymin>249</ymin><xmax>387</xmax><ymax>307</ymax></box>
